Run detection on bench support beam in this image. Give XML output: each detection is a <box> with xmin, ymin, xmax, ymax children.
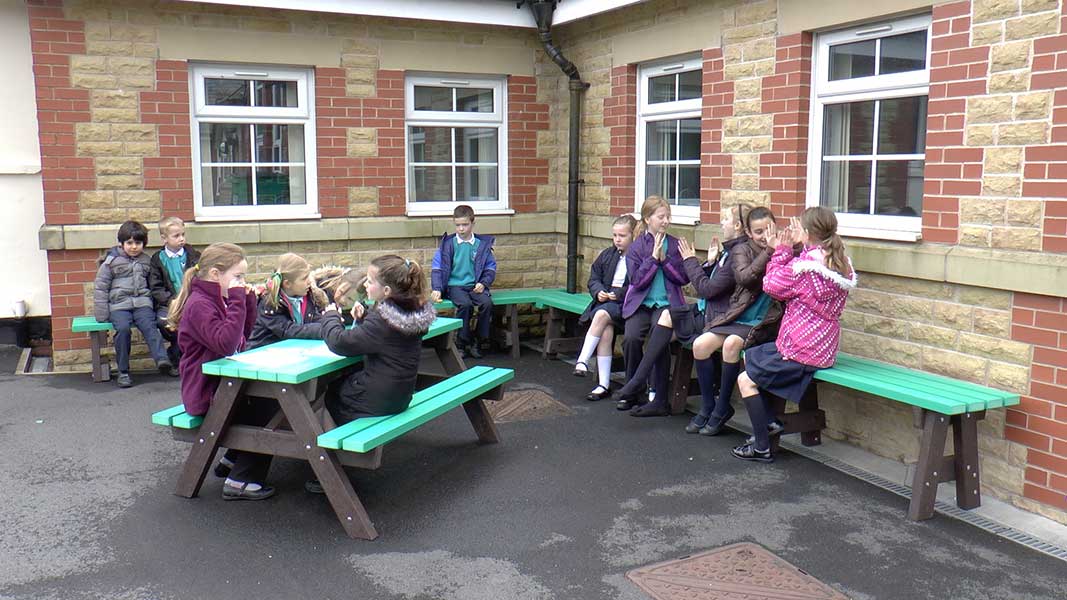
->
<box><xmin>174</xmin><ymin>378</ymin><xmax>244</xmax><ymax>498</ymax></box>
<box><xmin>89</xmin><ymin>330</ymin><xmax>110</xmax><ymax>383</ymax></box>
<box><xmin>909</xmin><ymin>409</ymin><xmax>983</xmax><ymax>520</ymax></box>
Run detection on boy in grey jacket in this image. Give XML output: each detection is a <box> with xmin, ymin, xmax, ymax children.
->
<box><xmin>93</xmin><ymin>220</ymin><xmax>173</xmax><ymax>387</ymax></box>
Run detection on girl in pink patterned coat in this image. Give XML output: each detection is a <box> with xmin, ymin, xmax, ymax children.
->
<box><xmin>732</xmin><ymin>206</ymin><xmax>857</xmax><ymax>463</ymax></box>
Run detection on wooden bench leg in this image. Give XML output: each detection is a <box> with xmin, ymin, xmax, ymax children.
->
<box><xmin>952</xmin><ymin>412</ymin><xmax>982</xmax><ymax>511</ymax></box>
<box><xmin>542</xmin><ymin>307</ymin><xmax>562</xmax><ymax>359</ymax></box>
<box><xmin>797</xmin><ymin>384</ymin><xmax>824</xmax><ymax>447</ymax></box>
<box><xmin>174</xmin><ymin>378</ymin><xmax>244</xmax><ymax>498</ymax></box>
<box><xmin>669</xmin><ymin>344</ymin><xmax>693</xmax><ymax>416</ymax></box>
<box><xmin>507</xmin><ymin>305</ymin><xmax>521</xmax><ymax>359</ymax></box>
<box><xmin>462</xmin><ymin>382</ymin><xmax>503</xmax><ymax>445</ymax></box>
<box><xmin>909</xmin><ymin>409</ymin><xmax>951</xmax><ymax>521</ymax></box>
<box><xmin>430</xmin><ymin>331</ymin><xmax>467</xmax><ymax>376</ymax></box>
<box><xmin>282</xmin><ymin>382</ymin><xmax>378</xmax><ymax>540</ymax></box>
<box><xmin>89</xmin><ymin>330</ymin><xmax>110</xmax><ymax>383</ymax></box>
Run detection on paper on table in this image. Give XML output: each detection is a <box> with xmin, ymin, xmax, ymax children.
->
<box><xmin>227</xmin><ymin>344</ymin><xmax>344</xmax><ymax>369</ymax></box>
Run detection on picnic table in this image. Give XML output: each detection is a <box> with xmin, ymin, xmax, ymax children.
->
<box><xmin>161</xmin><ymin>316</ymin><xmax>506</xmax><ymax>539</ymax></box>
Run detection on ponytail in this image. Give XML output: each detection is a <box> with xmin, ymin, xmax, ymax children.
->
<box><xmin>165</xmin><ymin>266</ymin><xmax>199</xmax><ymax>330</ymax></box>
<box><xmin>265</xmin><ymin>253</ymin><xmax>312</xmax><ymax>311</ymax></box>
<box><xmin>800</xmin><ymin>207</ymin><xmax>851</xmax><ymax>278</ymax></box>
<box><xmin>370</xmin><ymin>254</ymin><xmax>427</xmax><ymax>312</ymax></box>
<box><xmin>166</xmin><ymin>242</ymin><xmax>247</xmax><ymax>330</ymax></box>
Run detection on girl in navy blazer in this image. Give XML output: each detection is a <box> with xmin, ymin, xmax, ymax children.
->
<box><xmin>573</xmin><ymin>214</ymin><xmax>638</xmax><ymax>401</ymax></box>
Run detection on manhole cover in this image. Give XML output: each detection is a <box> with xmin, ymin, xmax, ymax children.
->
<box><xmin>486</xmin><ymin>386</ymin><xmax>573</xmax><ymax>422</ymax></box>
<box><xmin>626</xmin><ymin>542</ymin><xmax>848</xmax><ymax>599</ymax></box>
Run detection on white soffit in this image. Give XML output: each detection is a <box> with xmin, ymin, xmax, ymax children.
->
<box><xmin>175</xmin><ymin>0</ymin><xmax>649</xmax><ymax>27</ymax></box>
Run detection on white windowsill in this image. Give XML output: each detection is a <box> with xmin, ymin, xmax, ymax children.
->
<box><xmin>406</xmin><ymin>209</ymin><xmax>516</xmax><ymax>217</ymax></box>
<box><xmin>838</xmin><ymin>226</ymin><xmax>921</xmax><ymax>242</ymax></box>
<box><xmin>193</xmin><ymin>212</ymin><xmax>322</xmax><ymax>223</ymax></box>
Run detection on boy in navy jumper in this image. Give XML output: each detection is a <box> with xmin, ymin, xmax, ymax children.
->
<box><xmin>149</xmin><ymin>216</ymin><xmax>200</xmax><ymax>366</ymax></box>
<box><xmin>431</xmin><ymin>205</ymin><xmax>496</xmax><ymax>358</ymax></box>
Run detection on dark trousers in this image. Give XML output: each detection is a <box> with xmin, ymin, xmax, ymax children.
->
<box><xmin>111</xmin><ymin>306</ymin><xmax>168</xmax><ymax>373</ymax></box>
<box><xmin>448</xmin><ymin>286</ymin><xmax>493</xmax><ymax>346</ymax></box>
<box><xmin>224</xmin><ymin>396</ymin><xmax>277</xmax><ymax>484</ymax></box>
<box><xmin>622</xmin><ymin>305</ymin><xmax>669</xmax><ymax>397</ymax></box>
<box><xmin>156</xmin><ymin>306</ymin><xmax>180</xmax><ymax>364</ymax></box>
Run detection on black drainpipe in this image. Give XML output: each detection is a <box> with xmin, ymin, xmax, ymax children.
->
<box><xmin>525</xmin><ymin>0</ymin><xmax>589</xmax><ymax>293</ymax></box>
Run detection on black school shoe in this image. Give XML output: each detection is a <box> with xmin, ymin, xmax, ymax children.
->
<box><xmin>615</xmin><ymin>395</ymin><xmax>641</xmax><ymax>411</ymax></box>
<box><xmin>221</xmin><ymin>482</ymin><xmax>276</xmax><ymax>501</ymax></box>
<box><xmin>586</xmin><ymin>385</ymin><xmax>611</xmax><ymax>401</ymax></box>
<box><xmin>698</xmin><ymin>407</ymin><xmax>736</xmax><ymax>436</ymax></box>
<box><xmin>731</xmin><ymin>443</ymin><xmax>773</xmax><ymax>463</ymax></box>
<box><xmin>158</xmin><ymin>359</ymin><xmax>174</xmax><ymax>376</ymax></box>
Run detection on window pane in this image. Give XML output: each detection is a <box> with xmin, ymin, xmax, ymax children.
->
<box><xmin>456</xmin><ymin>166</ymin><xmax>498</xmax><ymax>202</ymax></box>
<box><xmin>255</xmin><ymin>124</ymin><xmax>304</xmax><ymax>163</ymax></box>
<box><xmin>823</xmin><ymin>101</ymin><xmax>875</xmax><ymax>155</ymax></box>
<box><xmin>646</xmin><ymin>164</ymin><xmax>672</xmax><ymax>199</ymax></box>
<box><xmin>829</xmin><ymin>40</ymin><xmax>876</xmax><ymax>80</ymax></box>
<box><xmin>878</xmin><ymin>96</ymin><xmax>927</xmax><ymax>155</ymax></box>
<box><xmin>874</xmin><ymin>160</ymin><xmax>923</xmax><ymax>216</ymax></box>
<box><xmin>411</xmin><ymin>166</ymin><xmax>452</xmax><ymax>202</ymax></box>
<box><xmin>646</xmin><ymin>120</ymin><xmax>677</xmax><ymax>161</ymax></box>
<box><xmin>678</xmin><ymin>70</ymin><xmax>701</xmax><ymax>100</ymax></box>
<box><xmin>253</xmin><ymin>80</ymin><xmax>297</xmax><ymax>107</ymax></box>
<box><xmin>255</xmin><ymin>167</ymin><xmax>304</xmax><ymax>205</ymax></box>
<box><xmin>456</xmin><ymin>88</ymin><xmax>493</xmax><ymax>112</ymax></box>
<box><xmin>201</xmin><ymin>166</ymin><xmax>252</xmax><ymax>206</ymax></box>
<box><xmin>677</xmin><ymin>165</ymin><xmax>700</xmax><ymax>207</ymax></box>
<box><xmin>679</xmin><ymin>118</ymin><xmax>701</xmax><ymax>160</ymax></box>
<box><xmin>409</xmin><ymin>126</ymin><xmax>452</xmax><ymax>163</ymax></box>
<box><xmin>414</xmin><ymin>86</ymin><xmax>453</xmax><ymax>111</ymax></box>
<box><xmin>880</xmin><ymin>30</ymin><xmax>927</xmax><ymax>75</ymax></box>
<box><xmin>821</xmin><ymin>161</ymin><xmax>872</xmax><ymax>213</ymax></box>
<box><xmin>205</xmin><ymin>78</ymin><xmax>250</xmax><ymax>106</ymax></box>
<box><xmin>455</xmin><ymin>128</ymin><xmax>498</xmax><ymax>163</ymax></box>
<box><xmin>648</xmin><ymin>74</ymin><xmax>675</xmax><ymax>104</ymax></box>
<box><xmin>200</xmin><ymin>123</ymin><xmax>251</xmax><ymax>163</ymax></box>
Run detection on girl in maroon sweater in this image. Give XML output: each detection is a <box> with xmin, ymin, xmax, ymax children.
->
<box><xmin>167</xmin><ymin>243</ymin><xmax>272</xmax><ymax>501</ymax></box>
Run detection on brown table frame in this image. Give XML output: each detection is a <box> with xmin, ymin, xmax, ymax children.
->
<box><xmin>169</xmin><ymin>331</ymin><xmax>501</xmax><ymax>540</ymax></box>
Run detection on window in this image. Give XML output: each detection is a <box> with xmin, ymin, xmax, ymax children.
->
<box><xmin>405</xmin><ymin>74</ymin><xmax>508</xmax><ymax>215</ymax></box>
<box><xmin>808</xmin><ymin>15</ymin><xmax>930</xmax><ymax>240</ymax></box>
<box><xmin>638</xmin><ymin>56</ymin><xmax>702</xmax><ymax>223</ymax></box>
<box><xmin>190</xmin><ymin>65</ymin><xmax>317</xmax><ymax>220</ymax></box>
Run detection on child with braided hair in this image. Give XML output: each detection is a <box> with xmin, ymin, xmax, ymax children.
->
<box><xmin>246</xmin><ymin>253</ymin><xmax>328</xmax><ymax>350</ymax></box>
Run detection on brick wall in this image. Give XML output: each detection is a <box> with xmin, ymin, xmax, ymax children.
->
<box><xmin>604</xmin><ymin>64</ymin><xmax>636</xmax><ymax>216</ymax></box>
<box><xmin>1009</xmin><ymin>292</ymin><xmax>1067</xmax><ymax>513</ymax></box>
<box><xmin>760</xmin><ymin>32</ymin><xmax>811</xmax><ymax>219</ymax></box>
<box><xmin>701</xmin><ymin>48</ymin><xmax>732</xmax><ymax>219</ymax></box>
<box><xmin>508</xmin><ymin>75</ymin><xmax>550</xmax><ymax>213</ymax></box>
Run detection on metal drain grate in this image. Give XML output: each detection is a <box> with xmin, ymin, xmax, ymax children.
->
<box><xmin>486</xmin><ymin>385</ymin><xmax>574</xmax><ymax>423</ymax></box>
<box><xmin>627</xmin><ymin>542</ymin><xmax>848</xmax><ymax>599</ymax></box>
<box><xmin>730</xmin><ymin>422</ymin><xmax>1067</xmax><ymax>563</ymax></box>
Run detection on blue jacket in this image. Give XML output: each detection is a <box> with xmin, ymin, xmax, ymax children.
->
<box><xmin>431</xmin><ymin>233</ymin><xmax>497</xmax><ymax>294</ymax></box>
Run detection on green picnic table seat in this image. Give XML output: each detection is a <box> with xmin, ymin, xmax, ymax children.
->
<box><xmin>71</xmin><ymin>315</ymin><xmax>115</xmax><ymax>383</ymax></box>
<box><xmin>317</xmin><ymin>365</ymin><xmax>514</xmax><ymax>452</ymax></box>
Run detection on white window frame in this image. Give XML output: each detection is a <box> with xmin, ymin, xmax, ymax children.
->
<box><xmin>806</xmin><ymin>14</ymin><xmax>931</xmax><ymax>241</ymax></box>
<box><xmin>637</xmin><ymin>55</ymin><xmax>703</xmax><ymax>224</ymax></box>
<box><xmin>404</xmin><ymin>74</ymin><xmax>509</xmax><ymax>216</ymax></box>
<box><xmin>189</xmin><ymin>64</ymin><xmax>318</xmax><ymax>221</ymax></box>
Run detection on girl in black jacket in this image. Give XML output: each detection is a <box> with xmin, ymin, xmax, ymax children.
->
<box><xmin>573</xmin><ymin>214</ymin><xmax>637</xmax><ymax>401</ymax></box>
<box><xmin>246</xmin><ymin>253</ymin><xmax>327</xmax><ymax>350</ymax></box>
<box><xmin>321</xmin><ymin>255</ymin><xmax>436</xmax><ymax>423</ymax></box>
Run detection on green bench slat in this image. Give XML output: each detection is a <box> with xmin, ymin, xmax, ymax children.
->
<box><xmin>339</xmin><ymin>367</ymin><xmax>514</xmax><ymax>453</ymax></box>
<box><xmin>317</xmin><ymin>365</ymin><xmax>494</xmax><ymax>449</ymax></box>
<box><xmin>71</xmin><ymin>316</ymin><xmax>113</xmax><ymax>332</ymax></box>
<box><xmin>533</xmin><ymin>290</ymin><xmax>591</xmax><ymax>314</ymax></box>
<box><xmin>830</xmin><ymin>355</ymin><xmax>1014</xmax><ymax>411</ymax></box>
<box><xmin>150</xmin><ymin>404</ymin><xmax>204</xmax><ymax>429</ymax></box>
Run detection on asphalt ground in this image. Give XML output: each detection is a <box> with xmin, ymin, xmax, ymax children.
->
<box><xmin>1</xmin><ymin>346</ymin><xmax>1064</xmax><ymax>599</ymax></box>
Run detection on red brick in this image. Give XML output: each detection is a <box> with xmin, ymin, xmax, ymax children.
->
<box><xmin>1006</xmin><ymin>425</ymin><xmax>1052</xmax><ymax>450</ymax></box>
<box><xmin>1016</xmin><ymin>293</ymin><xmax>1064</xmax><ymax>312</ymax></box>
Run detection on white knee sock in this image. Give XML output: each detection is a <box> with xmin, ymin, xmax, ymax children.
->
<box><xmin>597</xmin><ymin>355</ymin><xmax>613</xmax><ymax>389</ymax></box>
<box><xmin>577</xmin><ymin>335</ymin><xmax>600</xmax><ymax>365</ymax></box>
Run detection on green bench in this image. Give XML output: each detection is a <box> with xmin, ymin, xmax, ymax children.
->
<box><xmin>752</xmin><ymin>351</ymin><xmax>1019</xmax><ymax>521</ymax></box>
<box><xmin>71</xmin><ymin>315</ymin><xmax>114</xmax><ymax>383</ymax></box>
<box><xmin>431</xmin><ymin>288</ymin><xmax>591</xmax><ymax>359</ymax></box>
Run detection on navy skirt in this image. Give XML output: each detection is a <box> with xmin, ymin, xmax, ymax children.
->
<box><xmin>670</xmin><ymin>304</ymin><xmax>705</xmax><ymax>346</ymax></box>
<box><xmin>743</xmin><ymin>341</ymin><xmax>821</xmax><ymax>404</ymax></box>
<box><xmin>579</xmin><ymin>299</ymin><xmax>624</xmax><ymax>328</ymax></box>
